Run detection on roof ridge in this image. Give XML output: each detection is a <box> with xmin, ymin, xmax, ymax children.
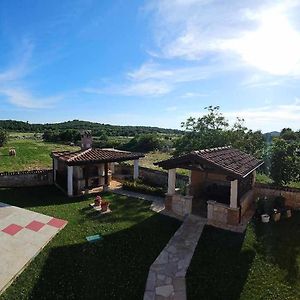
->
<box><xmin>67</xmin><ymin>148</ymin><xmax>92</xmax><ymax>162</ymax></box>
<box><xmin>195</xmin><ymin>145</ymin><xmax>231</xmax><ymax>154</ymax></box>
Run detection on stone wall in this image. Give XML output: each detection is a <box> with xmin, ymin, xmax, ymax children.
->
<box><xmin>0</xmin><ymin>169</ymin><xmax>53</xmax><ymax>187</ymax></box>
<box><xmin>114</xmin><ymin>164</ymin><xmax>189</xmax><ymax>188</ymax></box>
<box><xmin>171</xmin><ymin>195</ymin><xmax>193</xmax><ymax>217</ymax></box>
<box><xmin>254</xmin><ymin>183</ymin><xmax>300</xmax><ymax>209</ymax></box>
<box><xmin>240</xmin><ymin>190</ymin><xmax>255</xmax><ymax>216</ymax></box>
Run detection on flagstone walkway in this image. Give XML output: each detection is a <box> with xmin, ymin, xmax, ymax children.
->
<box><xmin>144</xmin><ymin>215</ymin><xmax>206</xmax><ymax>300</ymax></box>
<box><xmin>0</xmin><ymin>202</ymin><xmax>67</xmax><ymax>295</ymax></box>
<box><xmin>111</xmin><ymin>188</ymin><xmax>184</xmax><ymax>220</ymax></box>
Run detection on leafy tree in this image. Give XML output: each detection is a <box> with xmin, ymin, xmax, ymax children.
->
<box><xmin>270</xmin><ymin>139</ymin><xmax>299</xmax><ymax>185</ymax></box>
<box><xmin>280</xmin><ymin>128</ymin><xmax>298</xmax><ymax>141</ymax></box>
<box><xmin>174</xmin><ymin>106</ymin><xmax>266</xmax><ymax>156</ymax></box>
<box><xmin>0</xmin><ymin>129</ymin><xmax>8</xmax><ymax>147</ymax></box>
<box><xmin>228</xmin><ymin>118</ymin><xmax>265</xmax><ymax>156</ymax></box>
<box><xmin>42</xmin><ymin>130</ymin><xmax>60</xmax><ymax>142</ymax></box>
<box><xmin>123</xmin><ymin>134</ymin><xmax>161</xmax><ymax>152</ymax></box>
<box><xmin>174</xmin><ymin>106</ymin><xmax>229</xmax><ymax>154</ymax></box>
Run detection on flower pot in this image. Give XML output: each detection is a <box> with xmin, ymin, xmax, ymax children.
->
<box><xmin>101</xmin><ymin>202</ymin><xmax>109</xmax><ymax>212</ymax></box>
<box><xmin>261</xmin><ymin>214</ymin><xmax>270</xmax><ymax>223</ymax></box>
<box><xmin>273</xmin><ymin>212</ymin><xmax>281</xmax><ymax>222</ymax></box>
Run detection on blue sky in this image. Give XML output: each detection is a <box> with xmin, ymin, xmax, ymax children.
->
<box><xmin>1</xmin><ymin>0</ymin><xmax>300</xmax><ymax>132</ymax></box>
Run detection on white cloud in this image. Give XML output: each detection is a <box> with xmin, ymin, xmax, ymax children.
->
<box><xmin>0</xmin><ymin>39</ymin><xmax>34</xmax><ymax>83</ymax></box>
<box><xmin>180</xmin><ymin>100</ymin><xmax>300</xmax><ymax>131</ymax></box>
<box><xmin>222</xmin><ymin>4</ymin><xmax>300</xmax><ymax>76</ymax></box>
<box><xmin>165</xmin><ymin>106</ymin><xmax>177</xmax><ymax>112</ymax></box>
<box><xmin>224</xmin><ymin>103</ymin><xmax>300</xmax><ymax>131</ymax></box>
<box><xmin>148</xmin><ymin>0</ymin><xmax>300</xmax><ymax>77</ymax></box>
<box><xmin>84</xmin><ymin>80</ymin><xmax>172</xmax><ymax>97</ymax></box>
<box><xmin>0</xmin><ymin>39</ymin><xmax>68</xmax><ymax>109</ymax></box>
<box><xmin>0</xmin><ymin>88</ymin><xmax>62</xmax><ymax>109</ymax></box>
<box><xmin>181</xmin><ymin>92</ymin><xmax>209</xmax><ymax>98</ymax></box>
<box><xmin>87</xmin><ymin>61</ymin><xmax>225</xmax><ymax>97</ymax></box>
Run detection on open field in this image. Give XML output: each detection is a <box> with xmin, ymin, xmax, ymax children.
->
<box><xmin>0</xmin><ymin>186</ymin><xmax>180</xmax><ymax>299</ymax></box>
<box><xmin>127</xmin><ymin>151</ymin><xmax>189</xmax><ymax>176</ymax></box>
<box><xmin>1</xmin><ymin>136</ymin><xmax>299</xmax><ymax>188</ymax></box>
<box><xmin>187</xmin><ymin>213</ymin><xmax>300</xmax><ymax>299</ymax></box>
<box><xmin>0</xmin><ymin>139</ymin><xmax>79</xmax><ymax>172</ymax></box>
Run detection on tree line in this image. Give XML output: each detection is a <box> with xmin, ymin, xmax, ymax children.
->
<box><xmin>174</xmin><ymin>106</ymin><xmax>300</xmax><ymax>186</ymax></box>
<box><xmin>0</xmin><ymin>107</ymin><xmax>299</xmax><ymax>186</ymax></box>
<box><xmin>0</xmin><ymin>120</ymin><xmax>181</xmax><ymax>136</ymax></box>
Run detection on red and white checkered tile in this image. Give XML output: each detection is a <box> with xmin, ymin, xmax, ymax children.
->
<box><xmin>1</xmin><ymin>217</ymin><xmax>67</xmax><ymax>236</ymax></box>
<box><xmin>0</xmin><ymin>202</ymin><xmax>67</xmax><ymax>294</ymax></box>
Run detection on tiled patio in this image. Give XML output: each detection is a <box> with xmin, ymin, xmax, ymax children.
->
<box><xmin>0</xmin><ymin>202</ymin><xmax>67</xmax><ymax>295</ymax></box>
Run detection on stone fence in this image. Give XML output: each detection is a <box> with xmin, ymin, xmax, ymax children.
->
<box><xmin>254</xmin><ymin>182</ymin><xmax>300</xmax><ymax>209</ymax></box>
<box><xmin>114</xmin><ymin>164</ymin><xmax>189</xmax><ymax>188</ymax></box>
<box><xmin>0</xmin><ymin>169</ymin><xmax>53</xmax><ymax>188</ymax></box>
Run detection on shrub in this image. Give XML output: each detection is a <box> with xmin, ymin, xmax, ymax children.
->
<box><xmin>255</xmin><ymin>196</ymin><xmax>286</xmax><ymax>215</ymax></box>
<box><xmin>122</xmin><ymin>180</ymin><xmax>166</xmax><ymax>197</ymax></box>
<box><xmin>0</xmin><ymin>129</ymin><xmax>8</xmax><ymax>147</ymax></box>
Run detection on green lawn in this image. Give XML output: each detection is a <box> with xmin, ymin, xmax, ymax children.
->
<box><xmin>127</xmin><ymin>151</ymin><xmax>189</xmax><ymax>176</ymax></box>
<box><xmin>187</xmin><ymin>213</ymin><xmax>300</xmax><ymax>300</ymax></box>
<box><xmin>0</xmin><ymin>139</ymin><xmax>79</xmax><ymax>172</ymax></box>
<box><xmin>0</xmin><ymin>186</ymin><xmax>180</xmax><ymax>300</ymax></box>
<box><xmin>256</xmin><ymin>173</ymin><xmax>300</xmax><ymax>189</ymax></box>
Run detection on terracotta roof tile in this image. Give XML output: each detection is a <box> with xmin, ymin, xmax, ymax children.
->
<box><xmin>155</xmin><ymin>146</ymin><xmax>263</xmax><ymax>178</ymax></box>
<box><xmin>51</xmin><ymin>148</ymin><xmax>144</xmax><ymax>166</ymax></box>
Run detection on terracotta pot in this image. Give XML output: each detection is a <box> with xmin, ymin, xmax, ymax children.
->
<box><xmin>101</xmin><ymin>202</ymin><xmax>109</xmax><ymax>212</ymax></box>
<box><xmin>273</xmin><ymin>212</ymin><xmax>281</xmax><ymax>222</ymax></box>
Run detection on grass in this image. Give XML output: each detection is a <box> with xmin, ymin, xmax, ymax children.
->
<box><xmin>0</xmin><ymin>186</ymin><xmax>180</xmax><ymax>300</ymax></box>
<box><xmin>187</xmin><ymin>213</ymin><xmax>300</xmax><ymax>300</ymax></box>
<box><xmin>0</xmin><ymin>138</ymin><xmax>79</xmax><ymax>172</ymax></box>
<box><xmin>256</xmin><ymin>173</ymin><xmax>300</xmax><ymax>189</ymax></box>
<box><xmin>127</xmin><ymin>151</ymin><xmax>189</xmax><ymax>176</ymax></box>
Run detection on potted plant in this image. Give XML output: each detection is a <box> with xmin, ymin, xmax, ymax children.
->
<box><xmin>101</xmin><ymin>200</ymin><xmax>110</xmax><ymax>212</ymax></box>
<box><xmin>256</xmin><ymin>197</ymin><xmax>271</xmax><ymax>223</ymax></box>
<box><xmin>272</xmin><ymin>209</ymin><xmax>281</xmax><ymax>222</ymax></box>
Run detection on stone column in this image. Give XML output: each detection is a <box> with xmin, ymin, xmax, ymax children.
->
<box><xmin>67</xmin><ymin>166</ymin><xmax>73</xmax><ymax>197</ymax></box>
<box><xmin>230</xmin><ymin>179</ymin><xmax>238</xmax><ymax>208</ymax></box>
<box><xmin>53</xmin><ymin>158</ymin><xmax>58</xmax><ymax>182</ymax></box>
<box><xmin>110</xmin><ymin>162</ymin><xmax>115</xmax><ymax>174</ymax></box>
<box><xmin>133</xmin><ymin>159</ymin><xmax>139</xmax><ymax>180</ymax></box>
<box><xmin>167</xmin><ymin>168</ymin><xmax>176</xmax><ymax>195</ymax></box>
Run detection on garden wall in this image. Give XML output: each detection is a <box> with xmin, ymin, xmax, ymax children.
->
<box><xmin>254</xmin><ymin>183</ymin><xmax>300</xmax><ymax>209</ymax></box>
<box><xmin>114</xmin><ymin>164</ymin><xmax>189</xmax><ymax>188</ymax></box>
<box><xmin>0</xmin><ymin>169</ymin><xmax>53</xmax><ymax>188</ymax></box>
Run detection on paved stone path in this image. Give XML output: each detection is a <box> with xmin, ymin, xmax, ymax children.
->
<box><xmin>144</xmin><ymin>215</ymin><xmax>206</xmax><ymax>300</ymax></box>
<box><xmin>111</xmin><ymin>188</ymin><xmax>183</xmax><ymax>219</ymax></box>
<box><xmin>0</xmin><ymin>202</ymin><xmax>67</xmax><ymax>295</ymax></box>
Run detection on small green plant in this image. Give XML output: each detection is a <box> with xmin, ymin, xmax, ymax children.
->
<box><xmin>255</xmin><ymin>197</ymin><xmax>275</xmax><ymax>215</ymax></box>
<box><xmin>273</xmin><ymin>196</ymin><xmax>285</xmax><ymax>210</ymax></box>
<box><xmin>122</xmin><ymin>180</ymin><xmax>166</xmax><ymax>197</ymax></box>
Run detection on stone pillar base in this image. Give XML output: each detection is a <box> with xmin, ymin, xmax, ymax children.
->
<box><xmin>227</xmin><ymin>208</ymin><xmax>240</xmax><ymax>225</ymax></box>
<box><xmin>165</xmin><ymin>194</ymin><xmax>174</xmax><ymax>211</ymax></box>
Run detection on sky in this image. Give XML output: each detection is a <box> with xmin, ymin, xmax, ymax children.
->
<box><xmin>1</xmin><ymin>0</ymin><xmax>300</xmax><ymax>132</ymax></box>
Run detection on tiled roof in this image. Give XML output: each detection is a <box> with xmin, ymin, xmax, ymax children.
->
<box><xmin>155</xmin><ymin>146</ymin><xmax>264</xmax><ymax>178</ymax></box>
<box><xmin>51</xmin><ymin>148</ymin><xmax>144</xmax><ymax>166</ymax></box>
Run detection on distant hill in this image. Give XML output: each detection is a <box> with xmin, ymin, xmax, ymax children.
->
<box><xmin>0</xmin><ymin>119</ymin><xmax>182</xmax><ymax>136</ymax></box>
<box><xmin>264</xmin><ymin>131</ymin><xmax>280</xmax><ymax>143</ymax></box>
